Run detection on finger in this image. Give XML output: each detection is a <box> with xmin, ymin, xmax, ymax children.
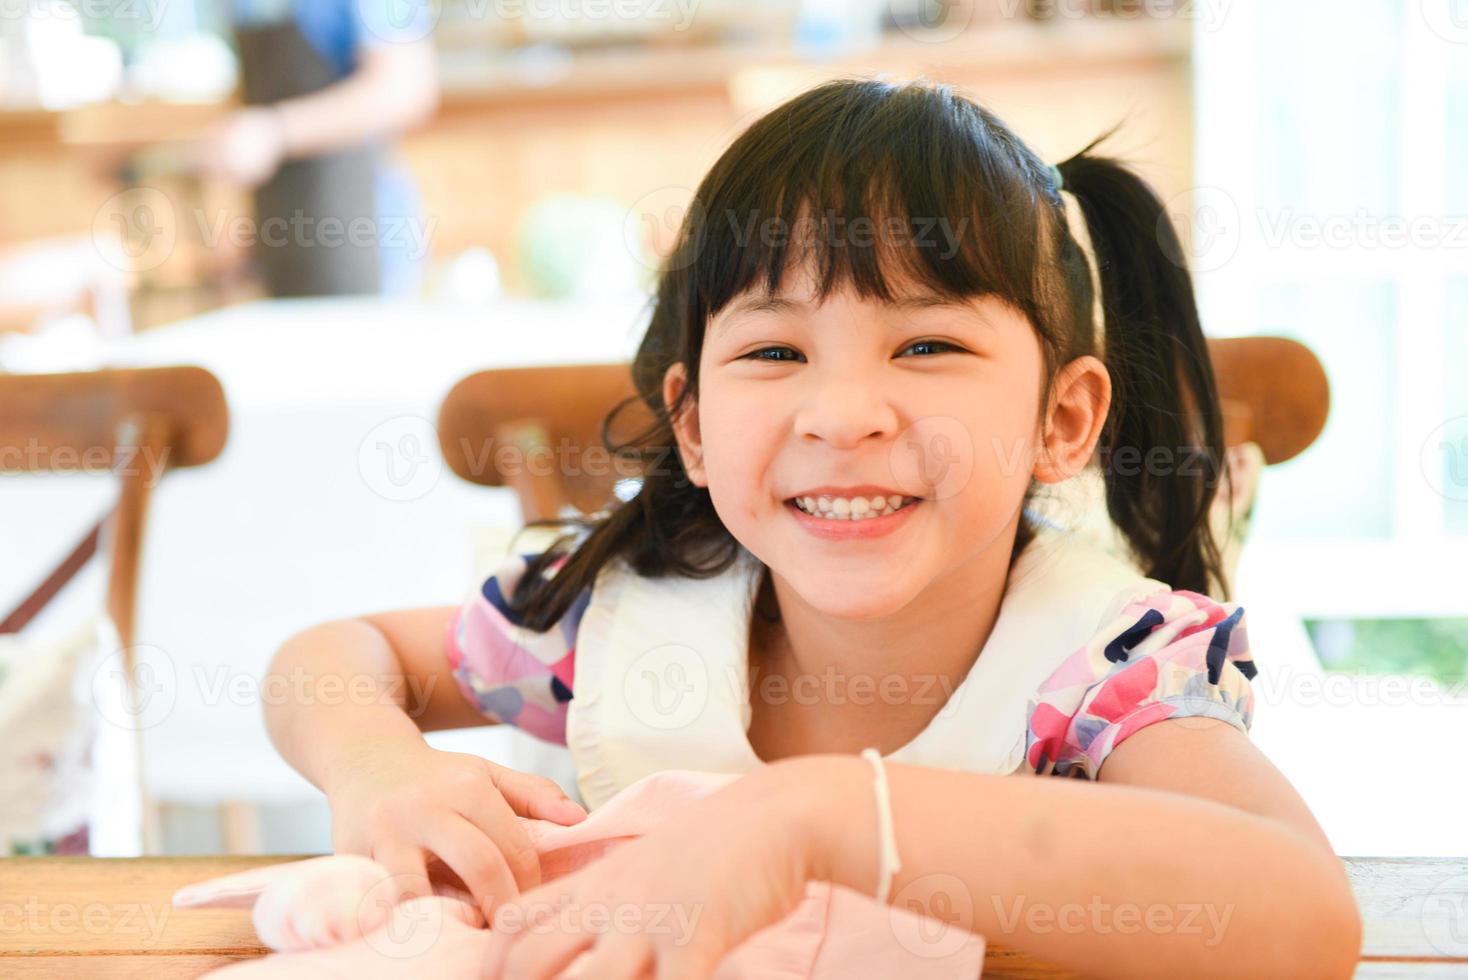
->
<box><xmin>499</xmin><ymin>907</ymin><xmax>597</xmax><ymax>980</ymax></box>
<box><xmin>458</xmin><ymin>781</ymin><xmax>544</xmax><ymax>894</ymax></box>
<box><xmin>369</xmin><ymin>842</ymin><xmax>432</xmax><ymax>906</ymax></box>
<box><xmin>571</xmin><ymin>931</ymin><xmax>654</xmax><ymax>980</ymax></box>
<box><xmin>489</xmin><ymin>765</ymin><xmax>588</xmax><ymax>825</ymax></box>
<box><xmin>422</xmin><ymin>812</ymin><xmax>521</xmax><ymax>920</ymax></box>
<box><xmin>656</xmin><ymin>941</ymin><xmax>725</xmax><ymax>980</ymax></box>
<box><xmin>493</xmin><ymin>864</ymin><xmax>581</xmax><ymax>935</ymax></box>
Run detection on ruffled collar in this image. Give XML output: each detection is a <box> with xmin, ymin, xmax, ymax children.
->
<box><xmin>566</xmin><ymin>524</ymin><xmax>1168</xmax><ymax>810</ymax></box>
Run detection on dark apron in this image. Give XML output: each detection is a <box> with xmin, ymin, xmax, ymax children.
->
<box><xmin>235</xmin><ymin>19</ymin><xmax>382</xmax><ymax>296</ymax></box>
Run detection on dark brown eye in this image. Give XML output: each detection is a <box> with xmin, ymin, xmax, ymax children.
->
<box><xmin>743</xmin><ymin>347</ymin><xmax>803</xmax><ymax>362</ymax></box>
<box><xmin>901</xmin><ymin>340</ymin><xmax>961</xmax><ymax>357</ymax></box>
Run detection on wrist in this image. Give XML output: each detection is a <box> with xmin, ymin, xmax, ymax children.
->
<box><xmin>261</xmin><ymin>102</ymin><xmax>291</xmax><ymax>162</ymax></box>
<box><xmin>763</xmin><ymin>754</ymin><xmax>877</xmax><ymax>894</ymax></box>
<box><xmin>315</xmin><ymin>709</ymin><xmax>426</xmax><ymax>797</ymax></box>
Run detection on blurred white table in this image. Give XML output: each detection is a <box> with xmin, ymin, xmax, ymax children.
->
<box><xmin>0</xmin><ymin>296</ymin><xmax>648</xmax><ymax>846</ymax></box>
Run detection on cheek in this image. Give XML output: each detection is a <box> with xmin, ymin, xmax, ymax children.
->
<box><xmin>695</xmin><ymin>398</ymin><xmax>779</xmax><ymax>509</ymax></box>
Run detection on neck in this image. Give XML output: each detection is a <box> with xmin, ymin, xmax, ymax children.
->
<box><xmin>747</xmin><ymin>522</ymin><xmax>1020</xmax><ymax>760</ymax></box>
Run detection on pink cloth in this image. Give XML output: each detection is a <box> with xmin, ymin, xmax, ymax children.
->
<box><xmin>173</xmin><ymin>769</ymin><xmax>985</xmax><ymax>978</ymax></box>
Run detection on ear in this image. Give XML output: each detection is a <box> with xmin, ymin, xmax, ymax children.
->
<box><xmin>663</xmin><ymin>362</ymin><xmax>707</xmax><ymax>488</ymax></box>
<box><xmin>1033</xmin><ymin>355</ymin><xmax>1111</xmax><ymax>484</ymax></box>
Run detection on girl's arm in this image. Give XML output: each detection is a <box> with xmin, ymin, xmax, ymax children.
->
<box><xmin>800</xmin><ymin>718</ymin><xmax>1361</xmax><ymax>980</ymax></box>
<box><xmin>262</xmin><ymin>606</ymin><xmax>497</xmax><ymax>797</ymax></box>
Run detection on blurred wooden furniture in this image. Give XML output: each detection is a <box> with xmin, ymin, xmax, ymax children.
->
<box><xmin>1206</xmin><ymin>336</ymin><xmax>1330</xmax><ymax>465</ymax></box>
<box><xmin>437</xmin><ymin>337</ymin><xmax>1330</xmax><ymax>523</ymax></box>
<box><xmin>438</xmin><ymin>361</ymin><xmax>649</xmax><ymax>522</ymax></box>
<box><xmin>0</xmin><ymin>366</ymin><xmax>229</xmax><ymax>853</ymax></box>
<box><xmin>0</xmin><ymin>854</ymin><xmax>1460</xmax><ymax>977</ymax></box>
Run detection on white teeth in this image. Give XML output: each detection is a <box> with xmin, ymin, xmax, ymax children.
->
<box><xmin>792</xmin><ymin>494</ymin><xmax>917</xmax><ymax>521</ymax></box>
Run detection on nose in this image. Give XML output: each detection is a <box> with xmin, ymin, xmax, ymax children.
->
<box><xmin>792</xmin><ymin>368</ymin><xmax>899</xmax><ymax>450</ymax></box>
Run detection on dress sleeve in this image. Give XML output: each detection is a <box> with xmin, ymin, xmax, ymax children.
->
<box><xmin>1024</xmin><ymin>589</ymin><xmax>1257</xmax><ymax>779</ymax></box>
<box><xmin>443</xmin><ymin>550</ymin><xmax>591</xmax><ymax>746</ymax></box>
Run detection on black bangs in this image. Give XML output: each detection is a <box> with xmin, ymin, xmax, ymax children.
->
<box><xmin>681</xmin><ymin>79</ymin><xmax>1057</xmax><ymax>325</ymax></box>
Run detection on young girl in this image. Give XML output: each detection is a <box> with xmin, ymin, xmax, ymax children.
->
<box><xmin>264</xmin><ymin>79</ymin><xmax>1361</xmax><ymax>979</ymax></box>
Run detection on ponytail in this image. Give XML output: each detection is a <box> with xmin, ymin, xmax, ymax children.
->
<box><xmin>1056</xmin><ymin>137</ymin><xmax>1233</xmax><ymax>600</ymax></box>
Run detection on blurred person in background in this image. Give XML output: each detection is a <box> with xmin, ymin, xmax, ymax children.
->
<box><xmin>197</xmin><ymin>0</ymin><xmax>440</xmax><ymax>298</ymax></box>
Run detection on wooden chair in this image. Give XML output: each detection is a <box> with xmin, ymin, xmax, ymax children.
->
<box><xmin>0</xmin><ymin>366</ymin><xmax>229</xmax><ymax>854</ymax></box>
<box><xmin>437</xmin><ymin>337</ymin><xmax>1330</xmax><ymax>522</ymax></box>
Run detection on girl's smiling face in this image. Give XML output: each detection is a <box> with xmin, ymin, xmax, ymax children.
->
<box><xmin>664</xmin><ymin>262</ymin><xmax>1111</xmax><ymax>621</ymax></box>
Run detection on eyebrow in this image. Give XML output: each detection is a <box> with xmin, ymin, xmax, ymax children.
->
<box><xmin>712</xmin><ymin>292</ymin><xmax>984</xmax><ymax>338</ymax></box>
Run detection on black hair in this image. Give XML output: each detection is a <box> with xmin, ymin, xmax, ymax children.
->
<box><xmin>504</xmin><ymin>78</ymin><xmax>1233</xmax><ymax>631</ymax></box>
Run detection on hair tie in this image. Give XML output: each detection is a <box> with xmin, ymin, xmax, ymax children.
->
<box><xmin>1048</xmin><ymin>162</ymin><xmax>1064</xmax><ymax>191</ymax></box>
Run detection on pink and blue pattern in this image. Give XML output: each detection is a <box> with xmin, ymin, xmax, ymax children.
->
<box><xmin>443</xmin><ymin>552</ymin><xmax>588</xmax><ymax>744</ymax></box>
<box><xmin>445</xmin><ymin>555</ymin><xmax>1260</xmax><ymax>780</ymax></box>
<box><xmin>1025</xmin><ymin>589</ymin><xmax>1257</xmax><ymax>779</ymax></box>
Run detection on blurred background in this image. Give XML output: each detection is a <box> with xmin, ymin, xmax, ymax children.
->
<box><xmin>0</xmin><ymin>0</ymin><xmax>1463</xmax><ymax>858</ymax></box>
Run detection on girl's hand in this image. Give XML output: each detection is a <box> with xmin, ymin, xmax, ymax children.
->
<box><xmin>485</xmin><ymin>756</ymin><xmax>861</xmax><ymax>980</ymax></box>
<box><xmin>324</xmin><ymin>742</ymin><xmax>588</xmax><ymax>920</ymax></box>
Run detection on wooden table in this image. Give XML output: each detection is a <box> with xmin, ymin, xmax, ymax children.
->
<box><xmin>1</xmin><ymin>856</ymin><xmax>1463</xmax><ymax>977</ymax></box>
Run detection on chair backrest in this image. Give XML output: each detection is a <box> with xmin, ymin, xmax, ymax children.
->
<box><xmin>0</xmin><ymin>366</ymin><xmax>229</xmax><ymax>647</ymax></box>
<box><xmin>438</xmin><ymin>363</ymin><xmax>652</xmax><ymax>522</ymax></box>
<box><xmin>438</xmin><ymin>336</ymin><xmax>1329</xmax><ymax>523</ymax></box>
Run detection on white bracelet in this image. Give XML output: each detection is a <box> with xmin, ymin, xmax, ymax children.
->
<box><xmin>859</xmin><ymin>747</ymin><xmax>902</xmax><ymax>905</ymax></box>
